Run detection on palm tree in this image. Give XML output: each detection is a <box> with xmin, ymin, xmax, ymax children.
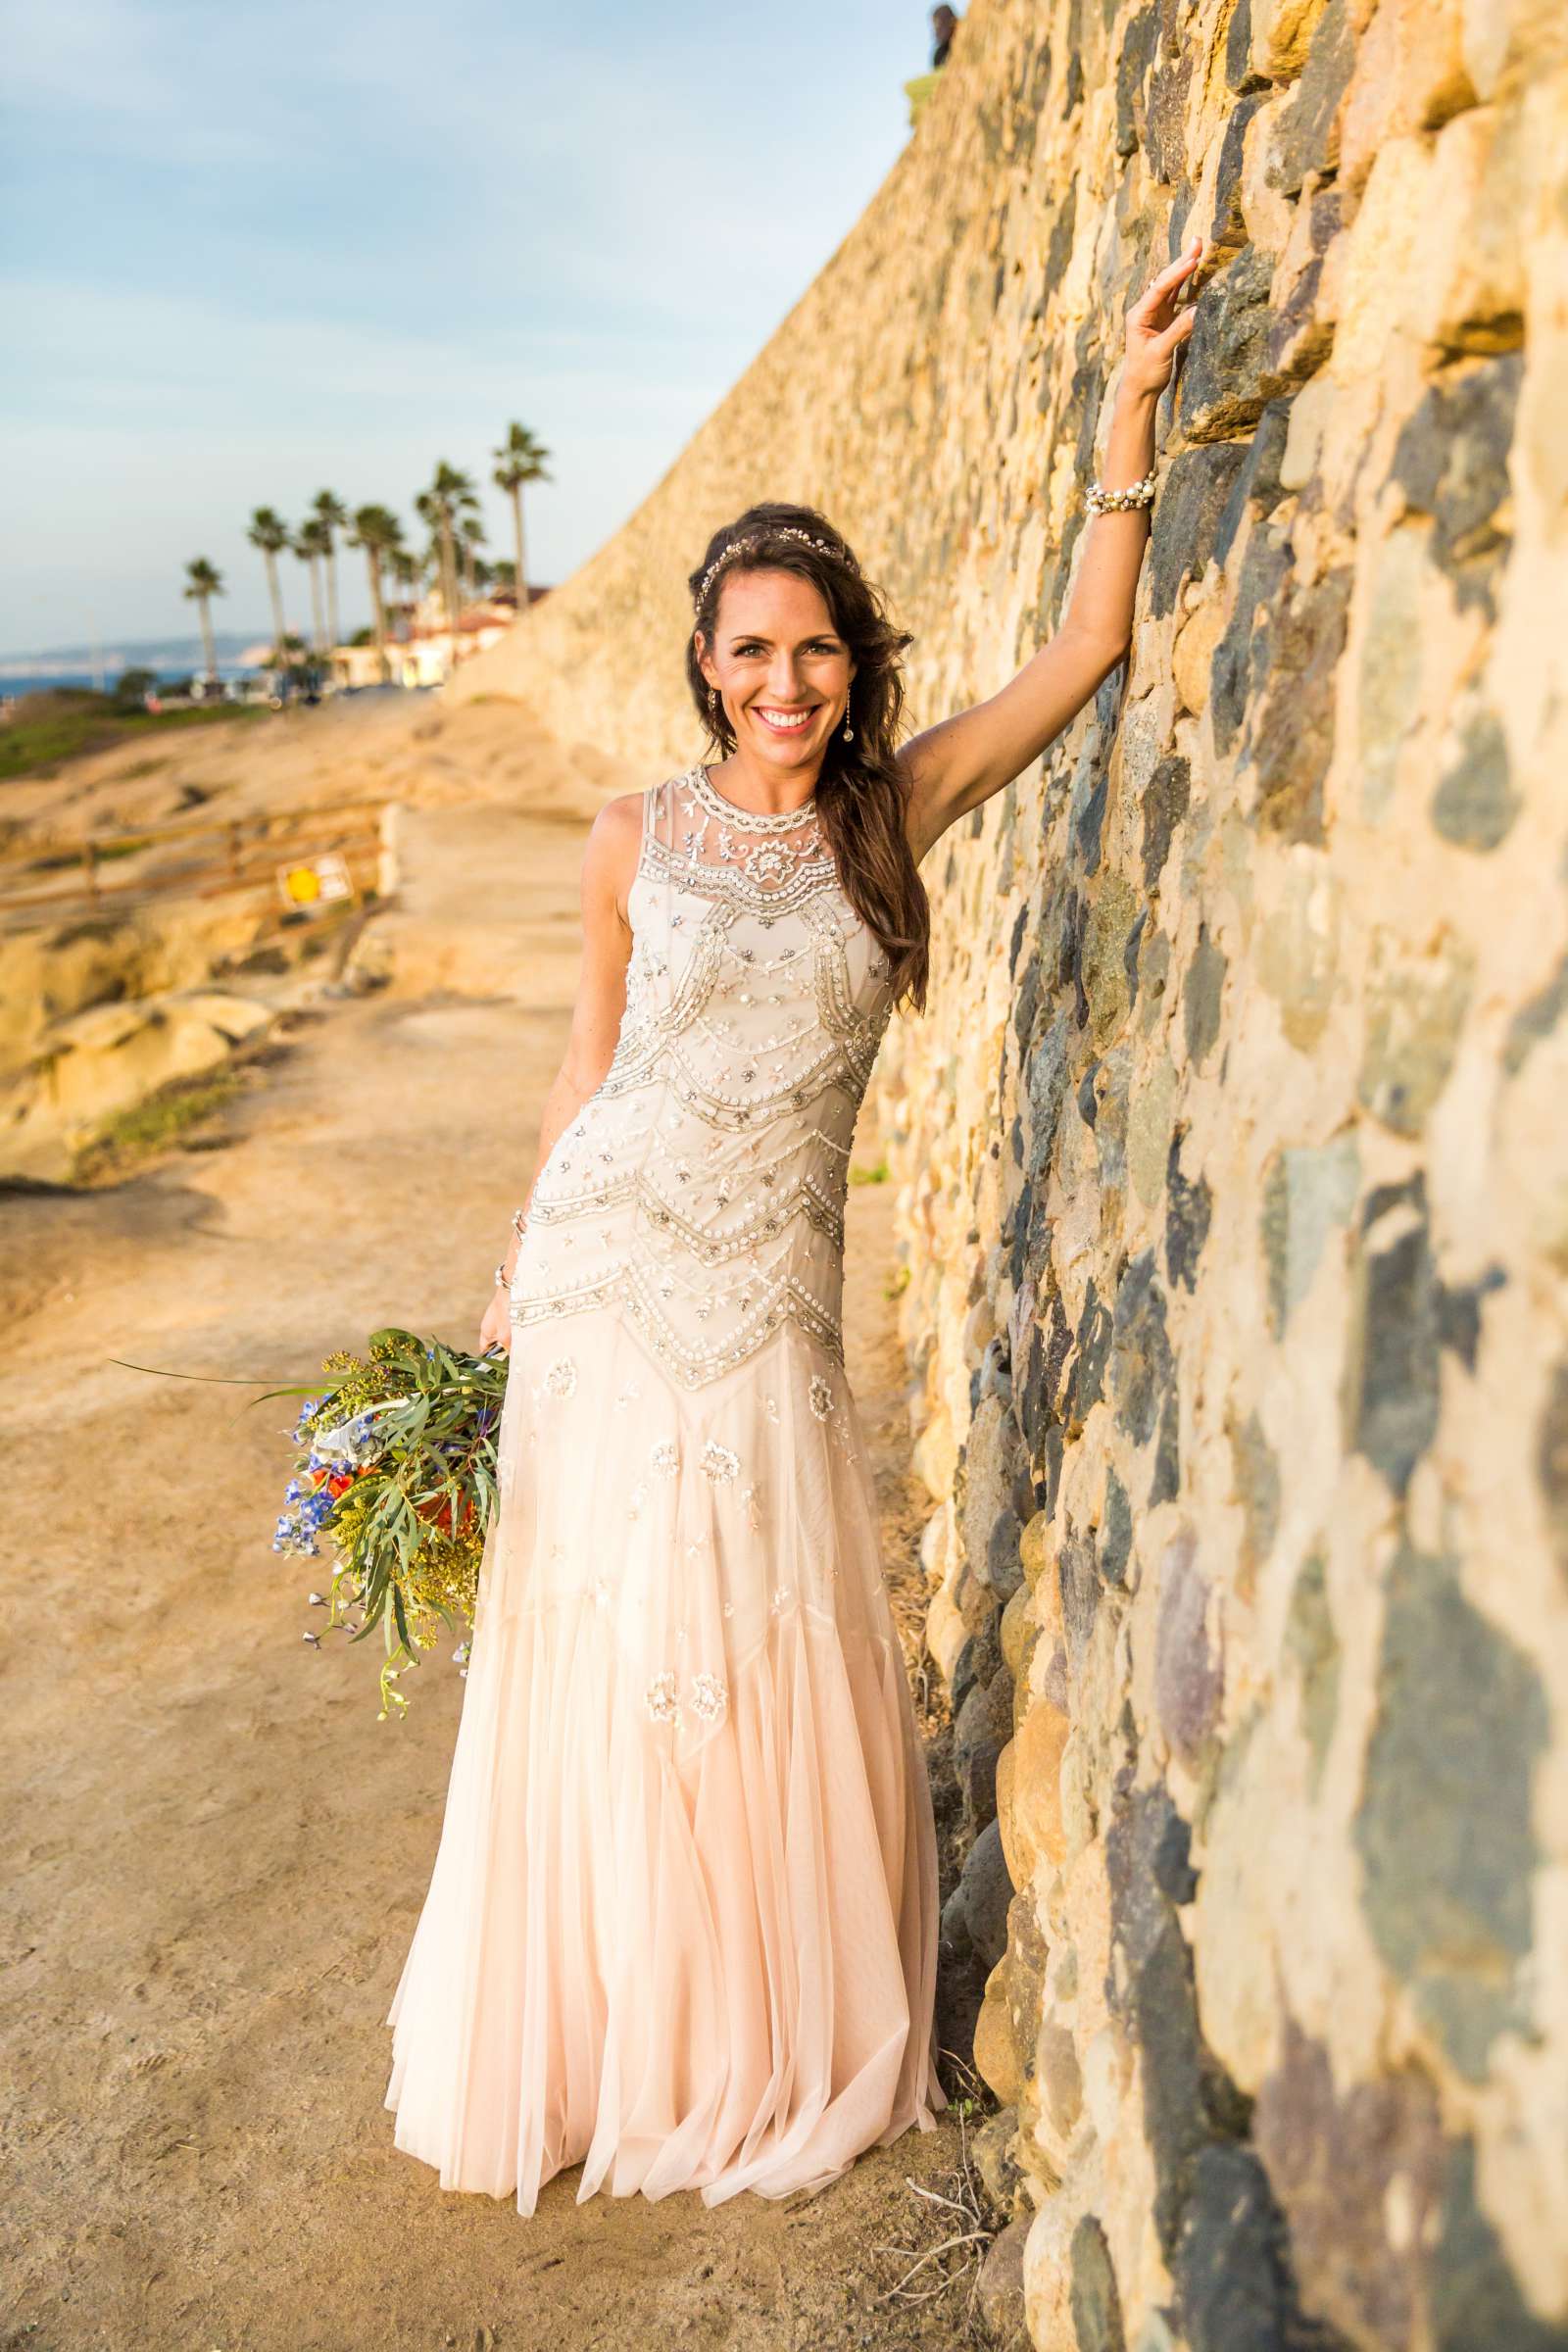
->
<box><xmin>491</xmin><ymin>558</ymin><xmax>517</xmax><ymax>600</ymax></box>
<box><xmin>311</xmin><ymin>489</ymin><xmax>349</xmax><ymax>656</ymax></box>
<box><xmin>183</xmin><ymin>558</ymin><xmax>224</xmax><ymax>679</ymax></box>
<box><xmin>246</xmin><ymin>508</ymin><xmax>291</xmax><ymax>659</ymax></box>
<box><xmin>417</xmin><ymin>462</ymin><xmax>479</xmax><ymax>660</ymax></box>
<box><xmin>458</xmin><ymin>511</ymin><xmax>488</xmax><ymax>606</ymax></box>
<box><xmin>492</xmin><ymin>423</ymin><xmax>551</xmax><ymax>612</ymax></box>
<box><xmin>389</xmin><ymin>548</ymin><xmax>422</xmax><ymax>637</ymax></box>
<box><xmin>293</xmin><ymin>519</ymin><xmax>331</xmax><ymax>657</ymax></box>
<box><xmin>348</xmin><ymin>505</ymin><xmax>404</xmax><ymax>683</ymax></box>
<box><xmin>416</xmin><ymin>519</ymin><xmax>449</xmax><ymax>639</ymax></box>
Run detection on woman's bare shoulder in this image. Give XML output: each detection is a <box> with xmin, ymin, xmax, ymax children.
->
<box><xmin>589</xmin><ymin>790</ymin><xmax>646</xmax><ymax>842</ymax></box>
<box><xmin>588</xmin><ymin>788</ymin><xmax>646</xmax><ymax>856</ymax></box>
<box><xmin>580</xmin><ymin>790</ymin><xmax>648</xmax><ymax>917</ymax></box>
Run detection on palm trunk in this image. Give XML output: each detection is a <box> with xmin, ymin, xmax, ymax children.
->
<box><xmin>265</xmin><ymin>555</ymin><xmax>287</xmax><ymax>659</ymax></box>
<box><xmin>308</xmin><ymin>557</ymin><xmax>326</xmax><ymax>659</ymax></box>
<box><xmin>511</xmin><ymin>483</ymin><xmax>527</xmax><ymax>610</ymax></box>
<box><xmin>367</xmin><ymin>547</ymin><xmax>390</xmax><ymax>684</ymax></box>
<box><xmin>198</xmin><ymin>596</ymin><xmax>218</xmax><ymax>678</ymax></box>
<box><xmin>324</xmin><ymin>542</ymin><xmax>341</xmax><ymax>664</ymax></box>
<box><xmin>439</xmin><ymin>519</ymin><xmax>459</xmax><ymax>669</ymax></box>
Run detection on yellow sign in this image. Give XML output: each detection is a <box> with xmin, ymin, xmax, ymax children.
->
<box><xmin>276</xmin><ymin>853</ymin><xmax>354</xmax><ymax>912</ymax></box>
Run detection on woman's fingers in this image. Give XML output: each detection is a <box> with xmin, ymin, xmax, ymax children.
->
<box><xmin>1154</xmin><ymin>304</ymin><xmax>1199</xmax><ymax>351</ymax></box>
<box><xmin>1133</xmin><ymin>245</ymin><xmax>1212</xmax><ymax>331</ymax></box>
<box><xmin>1130</xmin><ymin>237</ymin><xmax>1204</xmax><ymax>321</ymax></box>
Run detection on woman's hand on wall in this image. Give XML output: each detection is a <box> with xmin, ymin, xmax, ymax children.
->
<box><xmin>1121</xmin><ymin>236</ymin><xmax>1203</xmax><ymax>402</ymax></box>
<box><xmin>898</xmin><ymin>232</ymin><xmax>1211</xmax><ymax>855</ymax></box>
<box><xmin>1050</xmin><ymin>245</ymin><xmax>1208</xmax><ymax>655</ymax></box>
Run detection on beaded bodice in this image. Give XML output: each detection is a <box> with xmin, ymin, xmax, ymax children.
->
<box><xmin>510</xmin><ymin>764</ymin><xmax>894</xmax><ymax>1387</ymax></box>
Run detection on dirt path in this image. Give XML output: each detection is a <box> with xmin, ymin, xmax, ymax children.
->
<box><xmin>2</xmin><ymin>764</ymin><xmax>988</xmax><ymax>2352</ymax></box>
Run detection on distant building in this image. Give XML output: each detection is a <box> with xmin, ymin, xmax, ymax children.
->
<box><xmin>335</xmin><ymin>596</ymin><xmax>539</xmax><ymax>690</ymax></box>
<box><xmin>238</xmin><ymin>586</ymin><xmax>550</xmax><ymax>694</ymax></box>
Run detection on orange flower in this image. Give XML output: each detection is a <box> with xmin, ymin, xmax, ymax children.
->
<box><xmin>417</xmin><ymin>1492</ymin><xmax>477</xmax><ymax>1535</ymax></box>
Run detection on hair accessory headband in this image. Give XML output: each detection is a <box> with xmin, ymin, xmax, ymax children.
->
<box><xmin>693</xmin><ymin>527</ymin><xmax>846</xmax><ymax>611</ymax></box>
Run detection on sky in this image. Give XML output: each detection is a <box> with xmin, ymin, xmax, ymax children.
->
<box><xmin>3</xmin><ymin>0</ymin><xmax>938</xmax><ymax>660</ymax></box>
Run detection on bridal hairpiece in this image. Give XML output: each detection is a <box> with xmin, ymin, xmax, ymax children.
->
<box><xmin>693</xmin><ymin>528</ymin><xmax>848</xmax><ymax>609</ymax></box>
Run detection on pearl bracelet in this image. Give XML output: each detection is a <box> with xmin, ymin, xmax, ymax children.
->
<box><xmin>1086</xmin><ymin>467</ymin><xmax>1157</xmax><ymax>514</ymax></box>
<box><xmin>494</xmin><ymin>1205</ymin><xmax>530</xmax><ymax>1289</ymax></box>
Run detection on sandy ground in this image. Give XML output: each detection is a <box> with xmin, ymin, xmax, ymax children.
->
<box><xmin>1</xmin><ymin>714</ymin><xmax>989</xmax><ymax>2352</ymax></box>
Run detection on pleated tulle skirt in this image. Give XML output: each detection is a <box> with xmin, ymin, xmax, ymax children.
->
<box><xmin>383</xmin><ymin>1311</ymin><xmax>945</xmax><ymax>2212</ymax></box>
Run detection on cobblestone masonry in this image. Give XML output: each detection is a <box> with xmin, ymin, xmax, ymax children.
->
<box><xmin>456</xmin><ymin>2</ymin><xmax>1568</xmax><ymax>2343</ymax></box>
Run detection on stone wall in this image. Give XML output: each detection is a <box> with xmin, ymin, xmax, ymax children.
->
<box><xmin>454</xmin><ymin>3</ymin><xmax>1568</xmax><ymax>2344</ymax></box>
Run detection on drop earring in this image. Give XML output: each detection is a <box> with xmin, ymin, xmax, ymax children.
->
<box><xmin>707</xmin><ymin>686</ymin><xmax>719</xmax><ymax>721</ymax></box>
<box><xmin>841</xmin><ymin>694</ymin><xmax>855</xmax><ymax>744</ymax></box>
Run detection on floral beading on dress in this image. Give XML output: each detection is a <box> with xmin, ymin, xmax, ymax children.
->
<box><xmin>508</xmin><ymin>765</ymin><xmax>894</xmax><ymax>1390</ymax></box>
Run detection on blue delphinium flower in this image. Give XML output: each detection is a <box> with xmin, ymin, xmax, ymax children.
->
<box><xmin>272</xmin><ymin>1508</ymin><xmax>320</xmax><ymax>1558</ymax></box>
<box><xmin>310</xmin><ymin>1407</ymin><xmax>386</xmax><ymax>1470</ymax></box>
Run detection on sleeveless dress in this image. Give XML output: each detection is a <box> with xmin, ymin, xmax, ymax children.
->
<box><xmin>384</xmin><ymin>760</ymin><xmax>946</xmax><ymax>2212</ymax></box>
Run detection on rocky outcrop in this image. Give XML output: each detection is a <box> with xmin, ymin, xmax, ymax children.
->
<box><xmin>451</xmin><ymin>2</ymin><xmax>1568</xmax><ymax>2344</ymax></box>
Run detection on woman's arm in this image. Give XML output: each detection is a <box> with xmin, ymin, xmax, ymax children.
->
<box><xmin>477</xmin><ymin>793</ymin><xmax>642</xmax><ymax>1351</ymax></box>
<box><xmin>901</xmin><ymin>237</ymin><xmax>1205</xmax><ymax>861</ymax></box>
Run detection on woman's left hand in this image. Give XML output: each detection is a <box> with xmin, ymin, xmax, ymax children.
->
<box><xmin>1122</xmin><ymin>235</ymin><xmax>1205</xmax><ymax>400</ymax></box>
<box><xmin>478</xmin><ymin>1285</ymin><xmax>514</xmax><ymax>1355</ymax></box>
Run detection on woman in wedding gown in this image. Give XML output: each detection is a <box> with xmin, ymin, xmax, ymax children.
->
<box><xmin>384</xmin><ymin>242</ymin><xmax>1201</xmax><ymax>2213</ymax></box>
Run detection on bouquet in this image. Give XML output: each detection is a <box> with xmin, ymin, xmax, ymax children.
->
<box><xmin>270</xmin><ymin>1328</ymin><xmax>508</xmax><ymax>1718</ymax></box>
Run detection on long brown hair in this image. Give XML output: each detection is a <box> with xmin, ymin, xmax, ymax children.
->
<box><xmin>685</xmin><ymin>502</ymin><xmax>930</xmax><ymax>1010</ymax></box>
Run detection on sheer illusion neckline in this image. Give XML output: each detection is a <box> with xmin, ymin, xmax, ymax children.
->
<box><xmin>689</xmin><ymin>761</ymin><xmax>818</xmax><ymax>833</ymax></box>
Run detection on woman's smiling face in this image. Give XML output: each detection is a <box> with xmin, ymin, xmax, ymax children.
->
<box><xmin>697</xmin><ymin>567</ymin><xmax>856</xmax><ymax>776</ymax></box>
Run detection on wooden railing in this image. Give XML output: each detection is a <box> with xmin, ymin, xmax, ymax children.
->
<box><xmin>0</xmin><ymin>802</ymin><xmax>398</xmax><ymax>927</ymax></box>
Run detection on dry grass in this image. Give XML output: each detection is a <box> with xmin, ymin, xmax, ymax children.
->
<box><xmin>66</xmin><ymin>1030</ymin><xmax>302</xmax><ymax>1185</ymax></box>
<box><xmin>869</xmin><ymin>2063</ymin><xmax>1004</xmax><ymax>2348</ymax></box>
<box><xmin>68</xmin><ymin>1066</ymin><xmax>245</xmax><ymax>1183</ymax></box>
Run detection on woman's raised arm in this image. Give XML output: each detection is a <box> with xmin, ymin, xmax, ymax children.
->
<box><xmin>901</xmin><ymin>237</ymin><xmax>1205</xmax><ymax>862</ymax></box>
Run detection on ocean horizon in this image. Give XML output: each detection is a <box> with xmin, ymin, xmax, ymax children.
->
<box><xmin>1</xmin><ymin>666</ymin><xmax>256</xmax><ymax>697</ymax></box>
<box><xmin>0</xmin><ymin>630</ymin><xmax>263</xmax><ymax>688</ymax></box>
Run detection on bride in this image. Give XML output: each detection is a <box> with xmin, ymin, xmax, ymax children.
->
<box><xmin>384</xmin><ymin>240</ymin><xmax>1201</xmax><ymax>2214</ymax></box>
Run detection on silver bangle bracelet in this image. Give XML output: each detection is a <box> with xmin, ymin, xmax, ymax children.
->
<box><xmin>1086</xmin><ymin>467</ymin><xmax>1157</xmax><ymax>514</ymax></box>
<box><xmin>494</xmin><ymin>1261</ymin><xmax>513</xmax><ymax>1291</ymax></box>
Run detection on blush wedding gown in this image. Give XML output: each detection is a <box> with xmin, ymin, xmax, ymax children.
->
<box><xmin>384</xmin><ymin>760</ymin><xmax>946</xmax><ymax>2212</ymax></box>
